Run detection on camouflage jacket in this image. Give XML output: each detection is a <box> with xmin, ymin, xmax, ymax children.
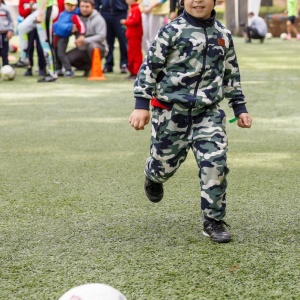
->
<box><xmin>134</xmin><ymin>10</ymin><xmax>247</xmax><ymax>117</ymax></box>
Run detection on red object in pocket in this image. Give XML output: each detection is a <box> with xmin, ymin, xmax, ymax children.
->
<box><xmin>151</xmin><ymin>97</ymin><xmax>171</xmax><ymax>110</ymax></box>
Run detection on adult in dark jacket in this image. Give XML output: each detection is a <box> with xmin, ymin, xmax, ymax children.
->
<box><xmin>100</xmin><ymin>0</ymin><xmax>128</xmax><ymax>73</ymax></box>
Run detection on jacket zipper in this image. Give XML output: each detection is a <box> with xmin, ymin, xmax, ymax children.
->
<box><xmin>193</xmin><ymin>27</ymin><xmax>208</xmax><ymax>102</ymax></box>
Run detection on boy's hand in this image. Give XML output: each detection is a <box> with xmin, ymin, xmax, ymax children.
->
<box><xmin>237</xmin><ymin>113</ymin><xmax>252</xmax><ymax>128</ymax></box>
<box><xmin>129</xmin><ymin>109</ymin><xmax>150</xmax><ymax>131</ymax></box>
<box><xmin>75</xmin><ymin>35</ymin><xmax>85</xmax><ymax>47</ymax></box>
<box><xmin>120</xmin><ymin>19</ymin><xmax>125</xmax><ymax>25</ymax></box>
<box><xmin>72</xmin><ymin>24</ymin><xmax>78</xmax><ymax>33</ymax></box>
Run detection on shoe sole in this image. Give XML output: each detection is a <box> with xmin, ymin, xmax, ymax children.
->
<box><xmin>202</xmin><ymin>230</ymin><xmax>232</xmax><ymax>243</ymax></box>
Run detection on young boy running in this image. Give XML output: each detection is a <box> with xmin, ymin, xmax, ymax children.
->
<box><xmin>129</xmin><ymin>0</ymin><xmax>252</xmax><ymax>243</ymax></box>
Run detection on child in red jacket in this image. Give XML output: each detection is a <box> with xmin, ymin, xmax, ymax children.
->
<box><xmin>120</xmin><ymin>0</ymin><xmax>143</xmax><ymax>80</ymax></box>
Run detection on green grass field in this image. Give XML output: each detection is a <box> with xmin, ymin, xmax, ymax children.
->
<box><xmin>1</xmin><ymin>37</ymin><xmax>300</xmax><ymax>299</ymax></box>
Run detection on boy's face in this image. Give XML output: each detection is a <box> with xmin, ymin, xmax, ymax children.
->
<box><xmin>183</xmin><ymin>0</ymin><xmax>214</xmax><ymax>19</ymax></box>
<box><xmin>64</xmin><ymin>3</ymin><xmax>77</xmax><ymax>12</ymax></box>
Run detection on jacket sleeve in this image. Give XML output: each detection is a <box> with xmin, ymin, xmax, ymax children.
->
<box><xmin>134</xmin><ymin>27</ymin><xmax>171</xmax><ymax>109</ymax></box>
<box><xmin>72</xmin><ymin>14</ymin><xmax>85</xmax><ymax>35</ymax></box>
<box><xmin>224</xmin><ymin>37</ymin><xmax>248</xmax><ymax>117</ymax></box>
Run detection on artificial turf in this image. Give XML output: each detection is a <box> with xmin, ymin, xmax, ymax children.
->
<box><xmin>0</xmin><ymin>37</ymin><xmax>299</xmax><ymax>299</ymax></box>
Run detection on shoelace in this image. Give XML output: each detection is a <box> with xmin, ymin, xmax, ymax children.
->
<box><xmin>212</xmin><ymin>220</ymin><xmax>231</xmax><ymax>232</ymax></box>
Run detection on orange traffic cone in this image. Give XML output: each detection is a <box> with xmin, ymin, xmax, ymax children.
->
<box><xmin>87</xmin><ymin>48</ymin><xmax>107</xmax><ymax>81</ymax></box>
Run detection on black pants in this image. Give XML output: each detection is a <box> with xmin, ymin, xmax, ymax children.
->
<box><xmin>101</xmin><ymin>12</ymin><xmax>128</xmax><ymax>70</ymax></box>
<box><xmin>67</xmin><ymin>44</ymin><xmax>106</xmax><ymax>71</ymax></box>
<box><xmin>0</xmin><ymin>33</ymin><xmax>9</xmax><ymax>66</ymax></box>
<box><xmin>57</xmin><ymin>37</ymin><xmax>72</xmax><ymax>71</ymax></box>
<box><xmin>245</xmin><ymin>27</ymin><xmax>264</xmax><ymax>42</ymax></box>
<box><xmin>27</xmin><ymin>29</ymin><xmax>46</xmax><ymax>70</ymax></box>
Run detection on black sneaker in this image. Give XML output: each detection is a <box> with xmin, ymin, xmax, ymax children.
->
<box><xmin>203</xmin><ymin>219</ymin><xmax>232</xmax><ymax>243</ymax></box>
<box><xmin>103</xmin><ymin>67</ymin><xmax>113</xmax><ymax>73</ymax></box>
<box><xmin>37</xmin><ymin>74</ymin><xmax>58</xmax><ymax>83</ymax></box>
<box><xmin>120</xmin><ymin>64</ymin><xmax>128</xmax><ymax>74</ymax></box>
<box><xmin>24</xmin><ymin>68</ymin><xmax>33</xmax><ymax>76</ymax></box>
<box><xmin>144</xmin><ymin>176</ymin><xmax>163</xmax><ymax>203</ymax></box>
<box><xmin>56</xmin><ymin>69</ymin><xmax>64</xmax><ymax>77</ymax></box>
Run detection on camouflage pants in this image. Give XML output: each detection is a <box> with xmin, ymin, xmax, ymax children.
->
<box><xmin>145</xmin><ymin>104</ymin><xmax>229</xmax><ymax>221</ymax></box>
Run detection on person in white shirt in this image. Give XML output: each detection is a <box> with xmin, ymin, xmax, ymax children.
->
<box><xmin>244</xmin><ymin>11</ymin><xmax>268</xmax><ymax>43</ymax></box>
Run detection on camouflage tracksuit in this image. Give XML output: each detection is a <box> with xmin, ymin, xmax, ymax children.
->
<box><xmin>133</xmin><ymin>10</ymin><xmax>248</xmax><ymax>221</ymax></box>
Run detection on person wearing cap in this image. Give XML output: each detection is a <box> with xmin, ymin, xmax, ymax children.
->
<box><xmin>66</xmin><ymin>0</ymin><xmax>108</xmax><ymax>76</ymax></box>
<box><xmin>53</xmin><ymin>0</ymin><xmax>85</xmax><ymax>77</ymax></box>
<box><xmin>129</xmin><ymin>0</ymin><xmax>252</xmax><ymax>243</ymax></box>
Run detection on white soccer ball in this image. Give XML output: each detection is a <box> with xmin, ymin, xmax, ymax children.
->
<box><xmin>1</xmin><ymin>65</ymin><xmax>16</xmax><ymax>81</ymax></box>
<box><xmin>58</xmin><ymin>283</ymin><xmax>127</xmax><ymax>300</ymax></box>
<box><xmin>280</xmin><ymin>32</ymin><xmax>287</xmax><ymax>40</ymax></box>
<box><xmin>265</xmin><ymin>32</ymin><xmax>273</xmax><ymax>39</ymax></box>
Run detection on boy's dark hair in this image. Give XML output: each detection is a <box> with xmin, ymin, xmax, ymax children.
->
<box><xmin>80</xmin><ymin>0</ymin><xmax>94</xmax><ymax>6</ymax></box>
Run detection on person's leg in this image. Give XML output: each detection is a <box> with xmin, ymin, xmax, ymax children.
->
<box><xmin>246</xmin><ymin>26</ymin><xmax>253</xmax><ymax>42</ymax></box>
<box><xmin>192</xmin><ymin>106</ymin><xmax>231</xmax><ymax>243</ymax></box>
<box><xmin>113</xmin><ymin>12</ymin><xmax>128</xmax><ymax>70</ymax></box>
<box><xmin>1</xmin><ymin>35</ymin><xmax>9</xmax><ymax>66</ymax></box>
<box><xmin>191</xmin><ymin>106</ymin><xmax>228</xmax><ymax>222</ymax></box>
<box><xmin>17</xmin><ymin>10</ymin><xmax>39</xmax><ymax>60</ymax></box>
<box><xmin>27</xmin><ymin>30</ymin><xmax>35</xmax><ymax>67</ymax></box>
<box><xmin>149</xmin><ymin>14</ymin><xmax>165</xmax><ymax>44</ymax></box>
<box><xmin>36</xmin><ymin>6</ymin><xmax>56</xmax><ymax>80</ymax></box>
<box><xmin>67</xmin><ymin>47</ymin><xmax>90</xmax><ymax>71</ymax></box>
<box><xmin>128</xmin><ymin>36</ymin><xmax>143</xmax><ymax>76</ymax></box>
<box><xmin>102</xmin><ymin>14</ymin><xmax>115</xmax><ymax>71</ymax></box>
<box><xmin>144</xmin><ymin>105</ymin><xmax>191</xmax><ymax>203</ymax></box>
<box><xmin>145</xmin><ymin>106</ymin><xmax>190</xmax><ymax>183</ymax></box>
<box><xmin>57</xmin><ymin>37</ymin><xmax>71</xmax><ymax>71</ymax></box>
<box><xmin>34</xmin><ymin>29</ymin><xmax>46</xmax><ymax>73</ymax></box>
<box><xmin>142</xmin><ymin>13</ymin><xmax>150</xmax><ymax>54</ymax></box>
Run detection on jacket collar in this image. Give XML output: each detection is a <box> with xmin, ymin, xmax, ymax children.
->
<box><xmin>182</xmin><ymin>9</ymin><xmax>216</xmax><ymax>28</ymax></box>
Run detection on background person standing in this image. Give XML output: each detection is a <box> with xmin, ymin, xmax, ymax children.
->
<box><xmin>286</xmin><ymin>0</ymin><xmax>300</xmax><ymax>40</ymax></box>
<box><xmin>100</xmin><ymin>0</ymin><xmax>128</xmax><ymax>73</ymax></box>
<box><xmin>120</xmin><ymin>0</ymin><xmax>143</xmax><ymax>80</ymax></box>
